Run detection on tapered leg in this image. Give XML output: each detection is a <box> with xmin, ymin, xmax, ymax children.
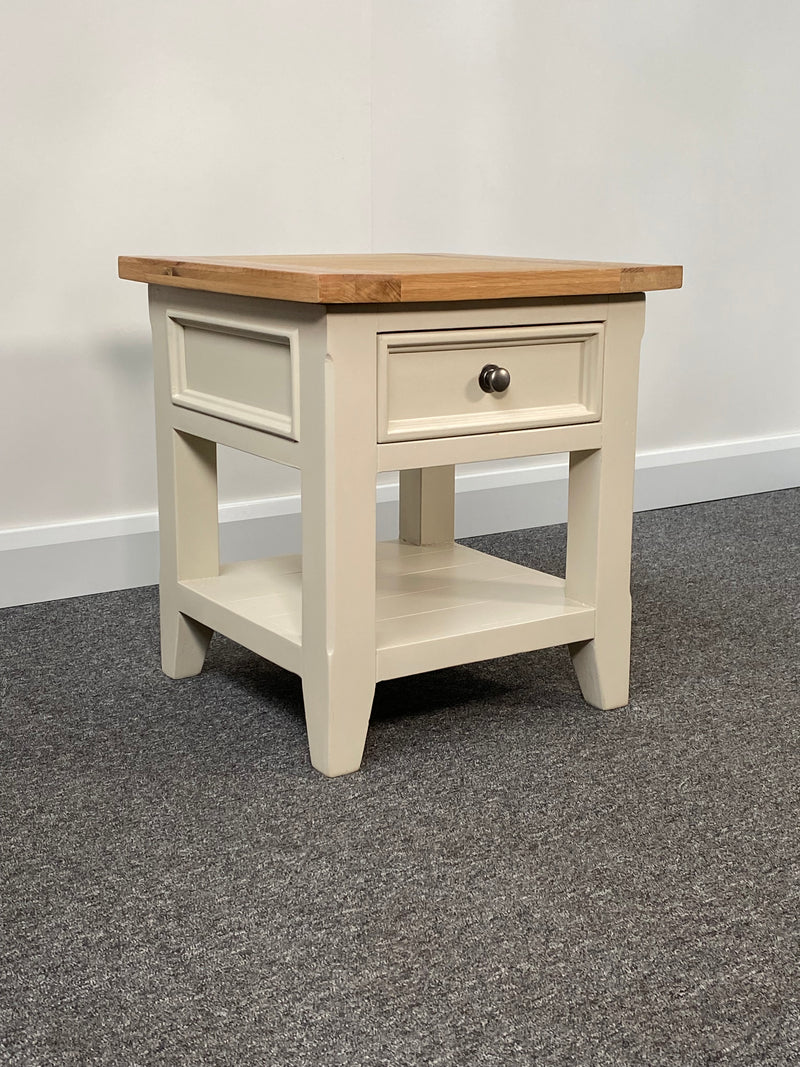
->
<box><xmin>160</xmin><ymin>608</ymin><xmax>213</xmax><ymax>678</ymax></box>
<box><xmin>565</xmin><ymin>295</ymin><xmax>645</xmax><ymax>709</ymax></box>
<box><xmin>566</xmin><ymin>447</ymin><xmax>633</xmax><ymax>707</ymax></box>
<box><xmin>399</xmin><ymin>465</ymin><xmax>455</xmax><ymax>545</ymax></box>
<box><xmin>300</xmin><ymin>312</ymin><xmax>379</xmax><ymax>776</ymax></box>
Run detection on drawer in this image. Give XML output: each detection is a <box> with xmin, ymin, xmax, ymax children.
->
<box><xmin>377</xmin><ymin>322</ymin><xmax>604</xmax><ymax>442</ymax></box>
<box><xmin>166</xmin><ymin>309</ymin><xmax>300</xmax><ymax>439</ymax></box>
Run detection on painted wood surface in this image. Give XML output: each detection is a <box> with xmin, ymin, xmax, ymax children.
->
<box><xmin>378</xmin><ymin>322</ymin><xmax>604</xmax><ymax>442</ymax></box>
<box><xmin>399</xmin><ymin>466</ymin><xmax>455</xmax><ymax>545</ymax></box>
<box><xmin>168</xmin><ymin>308</ymin><xmax>299</xmax><ymax>438</ymax></box>
<box><xmin>565</xmin><ymin>295</ymin><xmax>646</xmax><ymax>708</ymax></box>
<box><xmin>376</xmin><ymin>420</ymin><xmax>602</xmax><ymax>472</ymax></box>
<box><xmin>298</xmin><ymin>311</ymin><xmax>380</xmax><ymax>775</ymax></box>
<box><xmin>178</xmin><ymin>542</ymin><xmax>595</xmax><ymax>685</ymax></box>
<box><xmin>150</xmin><ymin>292</ymin><xmax>219</xmax><ymax>678</ymax></box>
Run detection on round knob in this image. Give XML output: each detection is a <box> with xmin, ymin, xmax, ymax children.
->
<box><xmin>479</xmin><ymin>363</ymin><xmax>511</xmax><ymax>394</ymax></box>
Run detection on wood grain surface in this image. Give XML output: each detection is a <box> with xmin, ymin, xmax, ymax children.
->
<box><xmin>119</xmin><ymin>252</ymin><xmax>683</xmax><ymax>303</ymax></box>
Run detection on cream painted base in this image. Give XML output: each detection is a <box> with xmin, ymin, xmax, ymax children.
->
<box><xmin>178</xmin><ymin>542</ymin><xmax>595</xmax><ymax>679</ymax></box>
<box><xmin>148</xmin><ymin>286</ymin><xmax>646</xmax><ymax>776</ymax></box>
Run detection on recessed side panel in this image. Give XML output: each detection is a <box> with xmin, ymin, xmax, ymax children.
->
<box><xmin>167</xmin><ymin>310</ymin><xmax>299</xmax><ymax>440</ymax></box>
<box><xmin>378</xmin><ymin>322</ymin><xmax>604</xmax><ymax>442</ymax></box>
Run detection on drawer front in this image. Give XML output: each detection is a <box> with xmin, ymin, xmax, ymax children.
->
<box><xmin>377</xmin><ymin>322</ymin><xmax>604</xmax><ymax>442</ymax></box>
<box><xmin>166</xmin><ymin>309</ymin><xmax>299</xmax><ymax>439</ymax></box>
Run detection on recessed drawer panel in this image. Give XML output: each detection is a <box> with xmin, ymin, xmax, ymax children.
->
<box><xmin>377</xmin><ymin>323</ymin><xmax>604</xmax><ymax>442</ymax></box>
<box><xmin>167</xmin><ymin>310</ymin><xmax>299</xmax><ymax>439</ymax></box>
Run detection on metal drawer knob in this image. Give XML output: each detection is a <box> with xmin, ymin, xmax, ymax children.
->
<box><xmin>478</xmin><ymin>363</ymin><xmax>511</xmax><ymax>394</ymax></box>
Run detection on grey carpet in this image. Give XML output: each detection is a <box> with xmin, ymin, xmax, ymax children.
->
<box><xmin>1</xmin><ymin>489</ymin><xmax>798</xmax><ymax>1067</ymax></box>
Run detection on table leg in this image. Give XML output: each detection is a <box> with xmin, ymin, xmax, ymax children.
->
<box><xmin>150</xmin><ymin>294</ymin><xmax>219</xmax><ymax>678</ymax></box>
<box><xmin>565</xmin><ymin>295</ymin><xmax>645</xmax><ymax>709</ymax></box>
<box><xmin>300</xmin><ymin>312</ymin><xmax>379</xmax><ymax>776</ymax></box>
<box><xmin>156</xmin><ymin>429</ymin><xmax>218</xmax><ymax>678</ymax></box>
<box><xmin>399</xmin><ymin>465</ymin><xmax>455</xmax><ymax>545</ymax></box>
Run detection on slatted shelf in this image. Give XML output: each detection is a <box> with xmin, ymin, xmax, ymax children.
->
<box><xmin>178</xmin><ymin>541</ymin><xmax>595</xmax><ymax>681</ymax></box>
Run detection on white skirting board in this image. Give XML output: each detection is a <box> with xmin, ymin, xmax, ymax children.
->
<box><xmin>1</xmin><ymin>433</ymin><xmax>798</xmax><ymax>608</ymax></box>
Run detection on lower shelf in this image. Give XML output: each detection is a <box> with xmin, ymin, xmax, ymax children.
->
<box><xmin>178</xmin><ymin>540</ymin><xmax>595</xmax><ymax>681</ymax></box>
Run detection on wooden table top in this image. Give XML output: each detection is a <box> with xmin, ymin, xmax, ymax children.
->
<box><xmin>118</xmin><ymin>252</ymin><xmax>682</xmax><ymax>304</ymax></box>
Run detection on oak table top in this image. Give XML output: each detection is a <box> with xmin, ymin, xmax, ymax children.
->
<box><xmin>118</xmin><ymin>252</ymin><xmax>683</xmax><ymax>304</ymax></box>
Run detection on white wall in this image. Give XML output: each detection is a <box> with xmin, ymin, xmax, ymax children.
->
<box><xmin>371</xmin><ymin>0</ymin><xmax>800</xmax><ymax>451</ymax></box>
<box><xmin>2</xmin><ymin>0</ymin><xmax>799</xmax><ymax>605</ymax></box>
<box><xmin>0</xmin><ymin>0</ymin><xmax>371</xmax><ymax>529</ymax></box>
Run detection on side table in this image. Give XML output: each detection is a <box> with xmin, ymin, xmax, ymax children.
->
<box><xmin>119</xmin><ymin>253</ymin><xmax>682</xmax><ymax>776</ymax></box>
